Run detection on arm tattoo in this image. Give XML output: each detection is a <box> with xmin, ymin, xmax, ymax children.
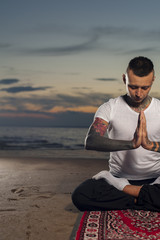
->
<box><xmin>91</xmin><ymin>118</ymin><xmax>108</xmax><ymax>136</ymax></box>
<box><xmin>85</xmin><ymin>117</ymin><xmax>133</xmax><ymax>152</ymax></box>
<box><xmin>151</xmin><ymin>142</ymin><xmax>160</xmax><ymax>152</ymax></box>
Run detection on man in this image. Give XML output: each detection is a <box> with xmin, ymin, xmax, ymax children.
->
<box><xmin>72</xmin><ymin>56</ymin><xmax>160</xmax><ymax>212</ymax></box>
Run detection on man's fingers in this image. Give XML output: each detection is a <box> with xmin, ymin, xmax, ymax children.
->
<box><xmin>141</xmin><ymin>111</ymin><xmax>147</xmax><ymax>131</ymax></box>
<box><xmin>137</xmin><ymin>112</ymin><xmax>143</xmax><ymax>134</ymax></box>
<box><xmin>137</xmin><ymin>113</ymin><xmax>141</xmax><ymax>128</ymax></box>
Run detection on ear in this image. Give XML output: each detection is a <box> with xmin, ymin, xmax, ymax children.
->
<box><xmin>153</xmin><ymin>75</ymin><xmax>155</xmax><ymax>82</ymax></box>
<box><xmin>122</xmin><ymin>74</ymin><xmax>126</xmax><ymax>84</ymax></box>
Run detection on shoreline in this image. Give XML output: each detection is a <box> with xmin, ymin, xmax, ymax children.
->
<box><xmin>0</xmin><ymin>149</ymin><xmax>109</xmax><ymax>159</ymax></box>
<box><xmin>0</xmin><ymin>155</ymin><xmax>109</xmax><ymax>240</ymax></box>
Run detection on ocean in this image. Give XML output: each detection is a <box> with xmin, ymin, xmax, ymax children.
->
<box><xmin>0</xmin><ymin>126</ymin><xmax>108</xmax><ymax>159</ymax></box>
<box><xmin>0</xmin><ymin>126</ymin><xmax>87</xmax><ymax>150</ymax></box>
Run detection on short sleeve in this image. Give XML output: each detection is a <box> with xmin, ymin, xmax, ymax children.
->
<box><xmin>94</xmin><ymin>101</ymin><xmax>111</xmax><ymax>123</ymax></box>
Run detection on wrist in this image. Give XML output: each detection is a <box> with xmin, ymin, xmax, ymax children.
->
<box><xmin>131</xmin><ymin>140</ymin><xmax>137</xmax><ymax>149</ymax></box>
<box><xmin>131</xmin><ymin>139</ymin><xmax>140</xmax><ymax>149</ymax></box>
<box><xmin>150</xmin><ymin>141</ymin><xmax>159</xmax><ymax>152</ymax></box>
<box><xmin>142</xmin><ymin>140</ymin><xmax>153</xmax><ymax>150</ymax></box>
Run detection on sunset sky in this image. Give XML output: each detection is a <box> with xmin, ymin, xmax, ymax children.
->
<box><xmin>1</xmin><ymin>0</ymin><xmax>160</xmax><ymax>127</ymax></box>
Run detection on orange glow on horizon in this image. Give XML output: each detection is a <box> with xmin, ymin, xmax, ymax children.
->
<box><xmin>50</xmin><ymin>105</ymin><xmax>97</xmax><ymax>113</ymax></box>
<box><xmin>0</xmin><ymin>105</ymin><xmax>97</xmax><ymax>120</ymax></box>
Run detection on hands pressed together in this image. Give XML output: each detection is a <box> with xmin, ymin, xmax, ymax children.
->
<box><xmin>132</xmin><ymin>111</ymin><xmax>153</xmax><ymax>150</ymax></box>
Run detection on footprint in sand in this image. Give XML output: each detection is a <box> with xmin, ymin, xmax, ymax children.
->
<box><xmin>11</xmin><ymin>186</ymin><xmax>39</xmax><ymax>197</ymax></box>
<box><xmin>11</xmin><ymin>186</ymin><xmax>55</xmax><ymax>199</ymax></box>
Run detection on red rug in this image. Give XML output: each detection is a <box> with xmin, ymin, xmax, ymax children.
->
<box><xmin>75</xmin><ymin>210</ymin><xmax>160</xmax><ymax>239</ymax></box>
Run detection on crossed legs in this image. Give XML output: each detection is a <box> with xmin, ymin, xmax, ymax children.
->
<box><xmin>72</xmin><ymin>171</ymin><xmax>160</xmax><ymax>212</ymax></box>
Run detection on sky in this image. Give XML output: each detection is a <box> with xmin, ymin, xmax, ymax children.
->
<box><xmin>1</xmin><ymin>0</ymin><xmax>160</xmax><ymax>127</ymax></box>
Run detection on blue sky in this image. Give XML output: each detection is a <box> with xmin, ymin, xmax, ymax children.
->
<box><xmin>1</xmin><ymin>0</ymin><xmax>160</xmax><ymax>127</ymax></box>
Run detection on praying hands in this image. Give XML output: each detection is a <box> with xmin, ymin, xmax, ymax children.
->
<box><xmin>133</xmin><ymin>111</ymin><xmax>160</xmax><ymax>152</ymax></box>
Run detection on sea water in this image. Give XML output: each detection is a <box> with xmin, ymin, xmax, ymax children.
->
<box><xmin>0</xmin><ymin>126</ymin><xmax>108</xmax><ymax>159</ymax></box>
<box><xmin>0</xmin><ymin>126</ymin><xmax>87</xmax><ymax>150</ymax></box>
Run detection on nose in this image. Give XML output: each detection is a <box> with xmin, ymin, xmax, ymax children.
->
<box><xmin>135</xmin><ymin>88</ymin><xmax>142</xmax><ymax>97</ymax></box>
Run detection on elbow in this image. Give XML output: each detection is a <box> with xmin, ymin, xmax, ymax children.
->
<box><xmin>85</xmin><ymin>141</ymin><xmax>90</xmax><ymax>150</ymax></box>
<box><xmin>84</xmin><ymin>137</ymin><xmax>89</xmax><ymax>150</ymax></box>
<box><xmin>84</xmin><ymin>135</ymin><xmax>95</xmax><ymax>150</ymax></box>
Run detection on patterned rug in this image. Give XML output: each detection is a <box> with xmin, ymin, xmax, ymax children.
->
<box><xmin>73</xmin><ymin>210</ymin><xmax>160</xmax><ymax>240</ymax></box>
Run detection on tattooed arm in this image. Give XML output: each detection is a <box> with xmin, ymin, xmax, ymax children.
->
<box><xmin>85</xmin><ymin>117</ymin><xmax>135</xmax><ymax>152</ymax></box>
<box><xmin>145</xmin><ymin>141</ymin><xmax>160</xmax><ymax>152</ymax></box>
<box><xmin>141</xmin><ymin>111</ymin><xmax>160</xmax><ymax>152</ymax></box>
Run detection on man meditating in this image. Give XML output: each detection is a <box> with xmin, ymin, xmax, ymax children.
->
<box><xmin>72</xmin><ymin>56</ymin><xmax>160</xmax><ymax>212</ymax></box>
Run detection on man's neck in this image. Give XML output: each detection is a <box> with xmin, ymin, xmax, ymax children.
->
<box><xmin>123</xmin><ymin>94</ymin><xmax>152</xmax><ymax>113</ymax></box>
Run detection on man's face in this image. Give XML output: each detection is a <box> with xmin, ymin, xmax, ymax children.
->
<box><xmin>123</xmin><ymin>69</ymin><xmax>154</xmax><ymax>104</ymax></box>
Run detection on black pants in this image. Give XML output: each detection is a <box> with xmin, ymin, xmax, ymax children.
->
<box><xmin>72</xmin><ymin>178</ymin><xmax>160</xmax><ymax>212</ymax></box>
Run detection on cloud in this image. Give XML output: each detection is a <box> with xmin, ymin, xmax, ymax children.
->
<box><xmin>95</xmin><ymin>78</ymin><xmax>118</xmax><ymax>81</ymax></box>
<box><xmin>1</xmin><ymin>86</ymin><xmax>51</xmax><ymax>93</ymax></box>
<box><xmin>21</xmin><ymin>25</ymin><xmax>131</xmax><ymax>57</ymax></box>
<box><xmin>92</xmin><ymin>26</ymin><xmax>135</xmax><ymax>38</ymax></box>
<box><xmin>23</xmin><ymin>35</ymin><xmax>98</xmax><ymax>56</ymax></box>
<box><xmin>72</xmin><ymin>87</ymin><xmax>92</xmax><ymax>90</ymax></box>
<box><xmin>29</xmin><ymin>23</ymin><xmax>138</xmax><ymax>40</ymax></box>
<box><xmin>0</xmin><ymin>43</ymin><xmax>11</xmax><ymax>48</ymax></box>
<box><xmin>50</xmin><ymin>111</ymin><xmax>94</xmax><ymax>127</ymax></box>
<box><xmin>50</xmin><ymin>105</ymin><xmax>98</xmax><ymax>113</ymax></box>
<box><xmin>92</xmin><ymin>26</ymin><xmax>160</xmax><ymax>43</ymax></box>
<box><xmin>0</xmin><ymin>110</ymin><xmax>94</xmax><ymax>127</ymax></box>
<box><xmin>0</xmin><ymin>79</ymin><xmax>20</xmax><ymax>85</ymax></box>
<box><xmin>55</xmin><ymin>92</ymin><xmax>112</xmax><ymax>108</ymax></box>
<box><xmin>0</xmin><ymin>91</ymin><xmax>113</xmax><ymax>114</ymax></box>
<box><xmin>19</xmin><ymin>24</ymin><xmax>160</xmax><ymax>57</ymax></box>
<box><xmin>91</xmin><ymin>26</ymin><xmax>160</xmax><ymax>55</ymax></box>
<box><xmin>123</xmin><ymin>47</ymin><xmax>158</xmax><ymax>55</ymax></box>
<box><xmin>18</xmin><ymin>24</ymin><xmax>160</xmax><ymax>57</ymax></box>
<box><xmin>0</xmin><ymin>91</ymin><xmax>117</xmax><ymax>127</ymax></box>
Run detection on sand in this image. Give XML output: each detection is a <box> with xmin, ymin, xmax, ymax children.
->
<box><xmin>0</xmin><ymin>152</ymin><xmax>108</xmax><ymax>240</ymax></box>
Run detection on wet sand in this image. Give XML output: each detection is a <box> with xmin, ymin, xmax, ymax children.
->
<box><xmin>0</xmin><ymin>154</ymin><xmax>108</xmax><ymax>240</ymax></box>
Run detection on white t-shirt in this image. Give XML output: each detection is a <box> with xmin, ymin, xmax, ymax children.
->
<box><xmin>95</xmin><ymin>96</ymin><xmax>160</xmax><ymax>180</ymax></box>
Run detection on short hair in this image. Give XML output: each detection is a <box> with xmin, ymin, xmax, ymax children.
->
<box><xmin>127</xmin><ymin>56</ymin><xmax>154</xmax><ymax>77</ymax></box>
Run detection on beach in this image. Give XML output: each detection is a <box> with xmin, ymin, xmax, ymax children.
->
<box><xmin>0</xmin><ymin>150</ymin><xmax>109</xmax><ymax>240</ymax></box>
